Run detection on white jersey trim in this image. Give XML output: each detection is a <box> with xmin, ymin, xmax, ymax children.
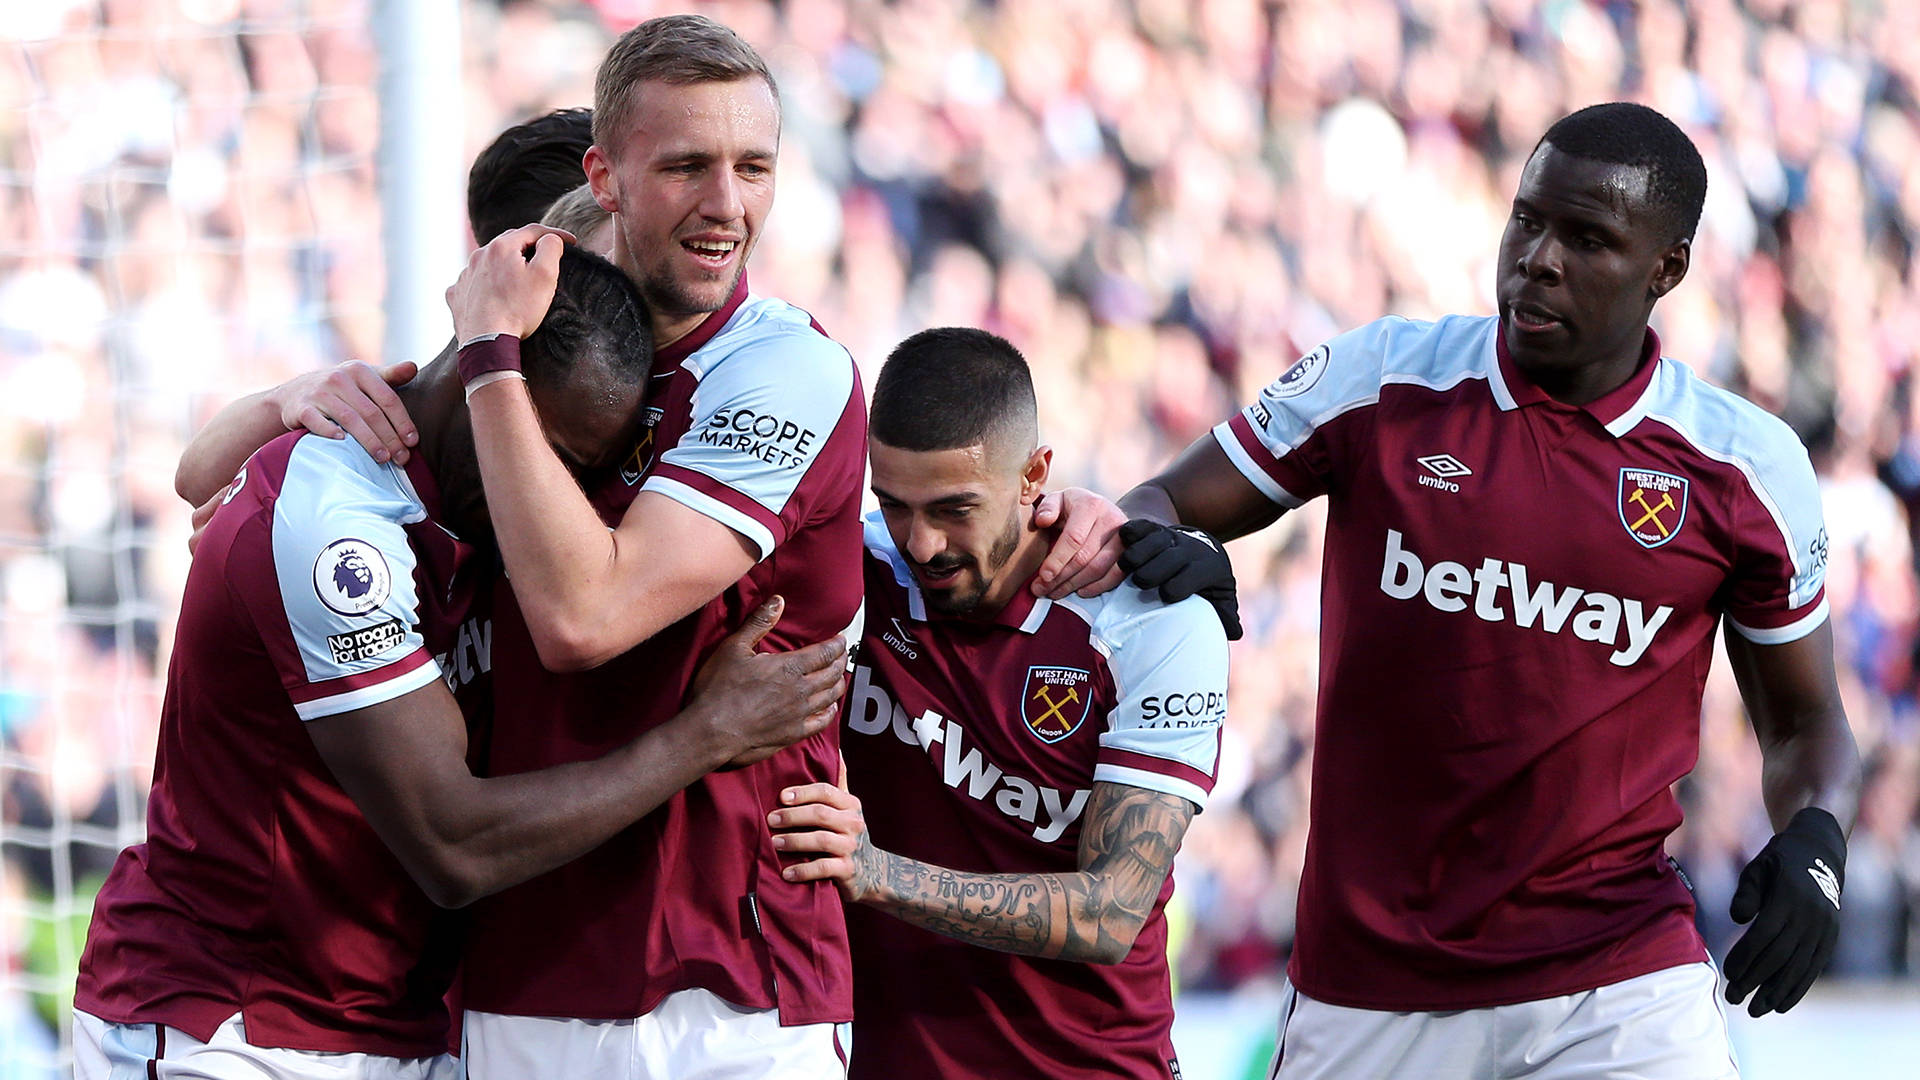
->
<box><xmin>1727</xmin><ymin>601</ymin><xmax>1830</xmax><ymax>646</ymax></box>
<box><xmin>643</xmin><ymin>474</ymin><xmax>778</xmax><ymax>562</ymax></box>
<box><xmin>1380</xmin><ymin>369</ymin><xmax>1482</xmax><ymax>396</ymax></box>
<box><xmin>1212</xmin><ymin>423</ymin><xmax>1305</xmax><ymax>508</ymax></box>
<box><xmin>657</xmin><ymin>295</ymin><xmax>856</xmax><ymax>537</ymax></box>
<box><xmin>293</xmin><ymin>653</ymin><xmax>444</xmax><ymax>721</ymax></box>
<box><xmin>1093</xmin><ymin>764</ymin><xmax>1210</xmax><ymax>810</ymax></box>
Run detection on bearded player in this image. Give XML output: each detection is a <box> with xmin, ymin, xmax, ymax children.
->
<box><xmin>771</xmin><ymin>328</ymin><xmax>1227</xmax><ymax>1079</ymax></box>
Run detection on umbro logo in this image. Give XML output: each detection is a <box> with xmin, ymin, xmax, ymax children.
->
<box><xmin>882</xmin><ymin>617</ymin><xmax>920</xmax><ymax>660</ymax></box>
<box><xmin>1808</xmin><ymin>858</ymin><xmax>1840</xmax><ymax>910</ymax></box>
<box><xmin>1416</xmin><ymin>453</ymin><xmax>1472</xmax><ymax>493</ymax></box>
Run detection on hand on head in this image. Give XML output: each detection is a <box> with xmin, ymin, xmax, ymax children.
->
<box><xmin>445</xmin><ymin>224</ymin><xmax>576</xmax><ymax>344</ymax></box>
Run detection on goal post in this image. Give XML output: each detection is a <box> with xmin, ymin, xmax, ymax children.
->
<box><xmin>374</xmin><ymin>0</ymin><xmax>465</xmax><ymax>369</ymax></box>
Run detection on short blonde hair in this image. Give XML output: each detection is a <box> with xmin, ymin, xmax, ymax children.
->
<box><xmin>593</xmin><ymin>14</ymin><xmax>776</xmax><ymax>156</ymax></box>
<box><xmin>540</xmin><ymin>183</ymin><xmax>611</xmax><ymax>240</ymax></box>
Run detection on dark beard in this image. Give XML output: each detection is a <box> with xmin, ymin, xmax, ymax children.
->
<box><xmin>922</xmin><ymin>512</ymin><xmax>1024</xmax><ymax>617</ymax></box>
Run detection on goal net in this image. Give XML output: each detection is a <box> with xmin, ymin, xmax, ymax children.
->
<box><xmin>0</xmin><ymin>3</ymin><xmax>383</xmax><ymax>1072</ymax></box>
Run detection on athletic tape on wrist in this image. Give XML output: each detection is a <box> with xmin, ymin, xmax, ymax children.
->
<box><xmin>463</xmin><ymin>369</ymin><xmax>526</xmax><ymax>402</ymax></box>
<box><xmin>457</xmin><ymin>333</ymin><xmax>522</xmax><ymax>385</ymax></box>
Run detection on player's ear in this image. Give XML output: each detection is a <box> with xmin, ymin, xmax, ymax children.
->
<box><xmin>1020</xmin><ymin>446</ymin><xmax>1052</xmax><ymax>504</ymax></box>
<box><xmin>1649</xmin><ymin>238</ymin><xmax>1689</xmax><ymax>300</ymax></box>
<box><xmin>584</xmin><ymin>145</ymin><xmax>620</xmax><ymax>213</ymax></box>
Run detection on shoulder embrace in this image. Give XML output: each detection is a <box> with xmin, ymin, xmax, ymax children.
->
<box><xmin>1091</xmin><ymin>587</ymin><xmax>1230</xmax><ymax>658</ymax></box>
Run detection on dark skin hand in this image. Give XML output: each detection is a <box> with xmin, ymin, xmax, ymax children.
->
<box><xmin>307</xmin><ymin>597</ymin><xmax>846</xmax><ymax>909</ymax></box>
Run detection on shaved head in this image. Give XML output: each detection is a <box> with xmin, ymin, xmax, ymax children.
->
<box><xmin>869</xmin><ymin>327</ymin><xmax>1037</xmax><ymax>474</ymax></box>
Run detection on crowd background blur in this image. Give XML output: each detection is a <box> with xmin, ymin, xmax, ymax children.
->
<box><xmin>2</xmin><ymin>0</ymin><xmax>1917</xmax><ymax>1076</ymax></box>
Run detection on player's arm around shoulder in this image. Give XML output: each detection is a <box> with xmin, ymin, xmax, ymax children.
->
<box><xmin>1122</xmin><ymin>316</ymin><xmax>1415</xmax><ymax>545</ymax></box>
<box><xmin>175</xmin><ymin>359</ymin><xmax>422</xmax><ymax>506</ymax></box>
<box><xmin>1038</xmin><ymin>321</ymin><xmax>1410</xmax><ymax>610</ymax></box>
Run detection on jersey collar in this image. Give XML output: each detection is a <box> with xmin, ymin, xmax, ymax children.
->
<box><xmin>1489</xmin><ymin>323</ymin><xmax>1662</xmax><ymax>437</ymax></box>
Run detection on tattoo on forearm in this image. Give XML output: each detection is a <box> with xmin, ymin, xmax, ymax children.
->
<box><xmin>858</xmin><ymin>783</ymin><xmax>1194</xmax><ymax>963</ymax></box>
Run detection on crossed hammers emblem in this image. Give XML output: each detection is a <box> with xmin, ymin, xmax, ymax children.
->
<box><xmin>1627</xmin><ymin>486</ymin><xmax>1675</xmax><ymax>537</ymax></box>
<box><xmin>1030</xmin><ymin>684</ymin><xmax>1081</xmax><ymax>729</ymax></box>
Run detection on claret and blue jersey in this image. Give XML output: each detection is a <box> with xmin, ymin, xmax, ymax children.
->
<box><xmin>1218</xmin><ymin>313</ymin><xmax>1830</xmax><ymax>1011</ymax></box>
<box><xmin>844</xmin><ymin>512</ymin><xmax>1228</xmax><ymax>1080</ymax></box>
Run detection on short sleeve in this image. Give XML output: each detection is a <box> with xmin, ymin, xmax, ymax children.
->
<box><xmin>1722</xmin><ymin>429</ymin><xmax>1830</xmax><ymax>644</ymax></box>
<box><xmin>643</xmin><ymin>329</ymin><xmax>860</xmax><ymax>561</ymax></box>
<box><xmin>1090</xmin><ymin>591</ymin><xmax>1230</xmax><ymax>810</ymax></box>
<box><xmin>1212</xmin><ymin>319</ymin><xmax>1396</xmax><ymax>507</ymax></box>
<box><xmin>235</xmin><ymin>441</ymin><xmax>444</xmax><ymax>720</ymax></box>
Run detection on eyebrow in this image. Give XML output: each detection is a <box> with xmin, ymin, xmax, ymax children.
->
<box><xmin>870</xmin><ymin>486</ymin><xmax>982</xmax><ymax>508</ymax></box>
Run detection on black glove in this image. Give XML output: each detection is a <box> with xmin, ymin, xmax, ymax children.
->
<box><xmin>1117</xmin><ymin>519</ymin><xmax>1242</xmax><ymax>640</ymax></box>
<box><xmin>1722</xmin><ymin>806</ymin><xmax>1846</xmax><ymax>1016</ymax></box>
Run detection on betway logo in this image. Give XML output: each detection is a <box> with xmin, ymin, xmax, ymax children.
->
<box><xmin>1379</xmin><ymin>530</ymin><xmax>1672</xmax><ymax>667</ymax></box>
<box><xmin>849</xmin><ymin>664</ymin><xmax>1089</xmax><ymax>842</ymax></box>
<box><xmin>436</xmin><ymin>616</ymin><xmax>492</xmax><ymax>692</ymax></box>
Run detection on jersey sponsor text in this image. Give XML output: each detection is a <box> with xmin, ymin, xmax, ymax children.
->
<box><xmin>850</xmin><ymin>664</ymin><xmax>1090</xmax><ymax>842</ymax></box>
<box><xmin>1379</xmin><ymin>528</ymin><xmax>1672</xmax><ymax>666</ymax></box>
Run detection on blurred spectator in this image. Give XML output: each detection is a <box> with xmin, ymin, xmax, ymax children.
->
<box><xmin>4</xmin><ymin>0</ymin><xmax>1920</xmax><ymax>1069</ymax></box>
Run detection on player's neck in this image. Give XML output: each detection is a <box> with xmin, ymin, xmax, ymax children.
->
<box><xmin>651</xmin><ymin>312</ymin><xmax>702</xmax><ymax>350</ymax></box>
<box><xmin>396</xmin><ymin>345</ymin><xmax>464</xmax><ymax>473</ymax></box>
<box><xmin>975</xmin><ymin>524</ymin><xmax>1050</xmax><ymax>619</ymax></box>
<box><xmin>395</xmin><ymin>348</ymin><xmax>489</xmax><ymax>540</ymax></box>
<box><xmin>1512</xmin><ymin>323</ymin><xmax>1652</xmax><ymax>407</ymax></box>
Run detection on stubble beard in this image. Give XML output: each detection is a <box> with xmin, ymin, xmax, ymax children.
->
<box><xmin>635</xmin><ymin>233</ymin><xmax>750</xmax><ymax>321</ymax></box>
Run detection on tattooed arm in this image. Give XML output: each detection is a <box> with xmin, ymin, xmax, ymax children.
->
<box><xmin>770</xmin><ymin>780</ymin><xmax>1195</xmax><ymax>965</ymax></box>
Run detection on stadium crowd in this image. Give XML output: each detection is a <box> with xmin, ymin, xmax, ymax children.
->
<box><xmin>2</xmin><ymin>0</ymin><xmax>1918</xmax><ymax>1067</ymax></box>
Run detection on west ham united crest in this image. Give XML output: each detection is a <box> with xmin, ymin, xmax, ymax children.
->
<box><xmin>621</xmin><ymin>406</ymin><xmax>667</xmax><ymax>486</ymax></box>
<box><xmin>1022</xmin><ymin>665</ymin><xmax>1093</xmax><ymax>744</ymax></box>
<box><xmin>1618</xmin><ymin>468</ymin><xmax>1689</xmax><ymax>549</ymax></box>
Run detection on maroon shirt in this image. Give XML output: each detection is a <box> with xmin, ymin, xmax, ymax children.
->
<box><xmin>461</xmin><ymin>282</ymin><xmax>867</xmax><ymax>1025</ymax></box>
<box><xmin>1217</xmin><ymin>315</ymin><xmax>1830</xmax><ymax>1010</ymax></box>
<box><xmin>77</xmin><ymin>433</ymin><xmax>490</xmax><ymax>1056</ymax></box>
<box><xmin>843</xmin><ymin>515</ymin><xmax>1227</xmax><ymax>1078</ymax></box>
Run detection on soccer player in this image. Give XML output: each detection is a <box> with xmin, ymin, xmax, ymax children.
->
<box><xmin>1069</xmin><ymin>102</ymin><xmax>1860</xmax><ymax>1077</ymax></box>
<box><xmin>444</xmin><ymin>17</ymin><xmax>869</xmax><ymax>1075</ymax></box>
<box><xmin>73</xmin><ymin>247</ymin><xmax>848</xmax><ymax>1078</ymax></box>
<box><xmin>765</xmin><ymin>328</ymin><xmax>1226</xmax><ymax>1079</ymax></box>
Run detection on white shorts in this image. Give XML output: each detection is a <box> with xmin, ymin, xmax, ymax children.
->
<box><xmin>462</xmin><ymin>989</ymin><xmax>846</xmax><ymax>1080</ymax></box>
<box><xmin>73</xmin><ymin>1009</ymin><xmax>461</xmax><ymax>1080</ymax></box>
<box><xmin>1269</xmin><ymin>962</ymin><xmax>1740</xmax><ymax>1080</ymax></box>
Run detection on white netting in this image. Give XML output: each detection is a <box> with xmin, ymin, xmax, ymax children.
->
<box><xmin>0</xmin><ymin>2</ymin><xmax>381</xmax><ymax>1071</ymax></box>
